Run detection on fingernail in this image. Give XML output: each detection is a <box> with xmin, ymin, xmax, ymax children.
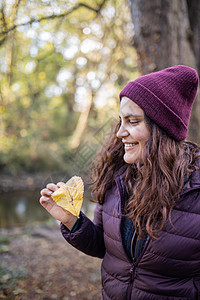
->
<box><xmin>43</xmin><ymin>196</ymin><xmax>49</xmax><ymax>200</ymax></box>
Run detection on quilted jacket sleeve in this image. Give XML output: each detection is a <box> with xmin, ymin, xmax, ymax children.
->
<box><xmin>60</xmin><ymin>203</ymin><xmax>105</xmax><ymax>258</ymax></box>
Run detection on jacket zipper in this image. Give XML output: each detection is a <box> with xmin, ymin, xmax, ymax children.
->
<box><xmin>130</xmin><ymin>230</ymin><xmax>137</xmax><ymax>263</ymax></box>
<box><xmin>131</xmin><ymin>229</ymin><xmax>150</xmax><ymax>265</ymax></box>
<box><xmin>134</xmin><ymin>236</ymin><xmax>150</xmax><ymax>267</ymax></box>
<box><xmin>133</xmin><ymin>236</ymin><xmax>139</xmax><ymax>261</ymax></box>
<box><xmin>115</xmin><ymin>175</ymin><xmax>151</xmax><ymax>284</ymax></box>
<box><xmin>115</xmin><ymin>176</ymin><xmax>136</xmax><ymax>265</ymax></box>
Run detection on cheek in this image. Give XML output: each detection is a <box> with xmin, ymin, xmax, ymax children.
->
<box><xmin>141</xmin><ymin>133</ymin><xmax>150</xmax><ymax>145</ymax></box>
<box><xmin>140</xmin><ymin>126</ymin><xmax>150</xmax><ymax>143</ymax></box>
<box><xmin>132</xmin><ymin>127</ymin><xmax>150</xmax><ymax>144</ymax></box>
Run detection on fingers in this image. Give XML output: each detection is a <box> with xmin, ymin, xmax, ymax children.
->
<box><xmin>39</xmin><ymin>195</ymin><xmax>49</xmax><ymax>206</ymax></box>
<box><xmin>40</xmin><ymin>183</ymin><xmax>58</xmax><ymax>201</ymax></box>
<box><xmin>57</xmin><ymin>182</ymin><xmax>65</xmax><ymax>188</ymax></box>
<box><xmin>40</xmin><ymin>188</ymin><xmax>53</xmax><ymax>197</ymax></box>
<box><xmin>46</xmin><ymin>183</ymin><xmax>58</xmax><ymax>192</ymax></box>
<box><xmin>40</xmin><ymin>194</ymin><xmax>53</xmax><ymax>203</ymax></box>
<box><xmin>40</xmin><ymin>181</ymin><xmax>65</xmax><ymax>199</ymax></box>
<box><xmin>39</xmin><ymin>195</ymin><xmax>56</xmax><ymax>210</ymax></box>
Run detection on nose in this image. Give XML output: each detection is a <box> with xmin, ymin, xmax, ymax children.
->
<box><xmin>116</xmin><ymin>123</ymin><xmax>129</xmax><ymax>139</ymax></box>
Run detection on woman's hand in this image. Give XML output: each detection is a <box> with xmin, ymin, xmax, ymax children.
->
<box><xmin>40</xmin><ymin>182</ymin><xmax>78</xmax><ymax>230</ymax></box>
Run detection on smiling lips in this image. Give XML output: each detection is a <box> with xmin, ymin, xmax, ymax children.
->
<box><xmin>124</xmin><ymin>143</ymin><xmax>138</xmax><ymax>151</ymax></box>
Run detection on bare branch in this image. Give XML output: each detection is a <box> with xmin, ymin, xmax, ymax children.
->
<box><xmin>0</xmin><ymin>3</ymin><xmax>7</xmax><ymax>32</ymax></box>
<box><xmin>13</xmin><ymin>0</ymin><xmax>24</xmax><ymax>22</ymax></box>
<box><xmin>0</xmin><ymin>1</ymin><xmax>107</xmax><ymax>36</ymax></box>
<box><xmin>14</xmin><ymin>0</ymin><xmax>23</xmax><ymax>11</ymax></box>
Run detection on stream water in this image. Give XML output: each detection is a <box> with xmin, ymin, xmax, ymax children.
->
<box><xmin>0</xmin><ymin>190</ymin><xmax>96</xmax><ymax>228</ymax></box>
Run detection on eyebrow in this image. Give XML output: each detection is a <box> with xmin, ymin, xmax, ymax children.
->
<box><xmin>119</xmin><ymin>114</ymin><xmax>143</xmax><ymax>119</ymax></box>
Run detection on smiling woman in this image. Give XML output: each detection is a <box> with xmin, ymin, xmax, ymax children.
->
<box><xmin>117</xmin><ymin>97</ymin><xmax>150</xmax><ymax>164</ymax></box>
<box><xmin>40</xmin><ymin>65</ymin><xmax>200</xmax><ymax>300</ymax></box>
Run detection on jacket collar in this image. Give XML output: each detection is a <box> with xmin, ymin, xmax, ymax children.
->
<box><xmin>181</xmin><ymin>159</ymin><xmax>200</xmax><ymax>195</ymax></box>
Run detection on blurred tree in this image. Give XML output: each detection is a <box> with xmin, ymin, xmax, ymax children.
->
<box><xmin>129</xmin><ymin>0</ymin><xmax>200</xmax><ymax>143</ymax></box>
<box><xmin>0</xmin><ymin>0</ymin><xmax>138</xmax><ymax>174</ymax></box>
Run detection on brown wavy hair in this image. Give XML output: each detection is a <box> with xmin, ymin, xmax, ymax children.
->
<box><xmin>90</xmin><ymin>117</ymin><xmax>200</xmax><ymax>239</ymax></box>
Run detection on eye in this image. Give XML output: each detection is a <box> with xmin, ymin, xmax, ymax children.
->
<box><xmin>129</xmin><ymin>120</ymin><xmax>140</xmax><ymax>125</ymax></box>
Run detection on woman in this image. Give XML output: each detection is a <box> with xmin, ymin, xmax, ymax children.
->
<box><xmin>40</xmin><ymin>65</ymin><xmax>200</xmax><ymax>299</ymax></box>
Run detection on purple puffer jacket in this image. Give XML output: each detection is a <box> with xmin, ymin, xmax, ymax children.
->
<box><xmin>61</xmin><ymin>165</ymin><xmax>200</xmax><ymax>300</ymax></box>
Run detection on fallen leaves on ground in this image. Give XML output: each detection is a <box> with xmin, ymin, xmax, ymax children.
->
<box><xmin>0</xmin><ymin>223</ymin><xmax>101</xmax><ymax>299</ymax></box>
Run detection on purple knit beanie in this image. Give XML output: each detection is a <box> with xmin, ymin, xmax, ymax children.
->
<box><xmin>119</xmin><ymin>65</ymin><xmax>199</xmax><ymax>141</ymax></box>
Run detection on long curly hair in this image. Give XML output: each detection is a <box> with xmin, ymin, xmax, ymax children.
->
<box><xmin>90</xmin><ymin>117</ymin><xmax>200</xmax><ymax>239</ymax></box>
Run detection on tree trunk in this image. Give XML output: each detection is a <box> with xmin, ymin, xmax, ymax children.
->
<box><xmin>129</xmin><ymin>0</ymin><xmax>200</xmax><ymax>143</ymax></box>
<box><xmin>69</xmin><ymin>89</ymin><xmax>93</xmax><ymax>150</ymax></box>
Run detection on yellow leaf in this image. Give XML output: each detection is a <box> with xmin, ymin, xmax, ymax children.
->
<box><xmin>51</xmin><ymin>176</ymin><xmax>84</xmax><ymax>217</ymax></box>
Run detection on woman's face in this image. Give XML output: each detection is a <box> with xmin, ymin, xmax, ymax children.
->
<box><xmin>117</xmin><ymin>96</ymin><xmax>150</xmax><ymax>164</ymax></box>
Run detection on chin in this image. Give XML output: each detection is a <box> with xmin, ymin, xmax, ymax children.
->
<box><xmin>124</xmin><ymin>153</ymin><xmax>137</xmax><ymax>164</ymax></box>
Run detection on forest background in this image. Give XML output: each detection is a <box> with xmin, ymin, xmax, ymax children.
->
<box><xmin>1</xmin><ymin>1</ymin><xmax>200</xmax><ymax>299</ymax></box>
<box><xmin>0</xmin><ymin>0</ymin><xmax>137</xmax><ymax>180</ymax></box>
<box><xmin>1</xmin><ymin>0</ymin><xmax>199</xmax><ymax>181</ymax></box>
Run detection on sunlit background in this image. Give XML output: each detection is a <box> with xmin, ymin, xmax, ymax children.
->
<box><xmin>0</xmin><ymin>0</ymin><xmax>138</xmax><ymax>176</ymax></box>
<box><xmin>0</xmin><ymin>0</ymin><xmax>140</xmax><ymax>226</ymax></box>
<box><xmin>1</xmin><ymin>0</ymin><xmax>200</xmax><ymax>298</ymax></box>
<box><xmin>0</xmin><ymin>0</ymin><xmax>139</xmax><ymax>298</ymax></box>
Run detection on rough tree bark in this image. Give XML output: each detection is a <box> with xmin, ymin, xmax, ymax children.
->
<box><xmin>129</xmin><ymin>0</ymin><xmax>200</xmax><ymax>143</ymax></box>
